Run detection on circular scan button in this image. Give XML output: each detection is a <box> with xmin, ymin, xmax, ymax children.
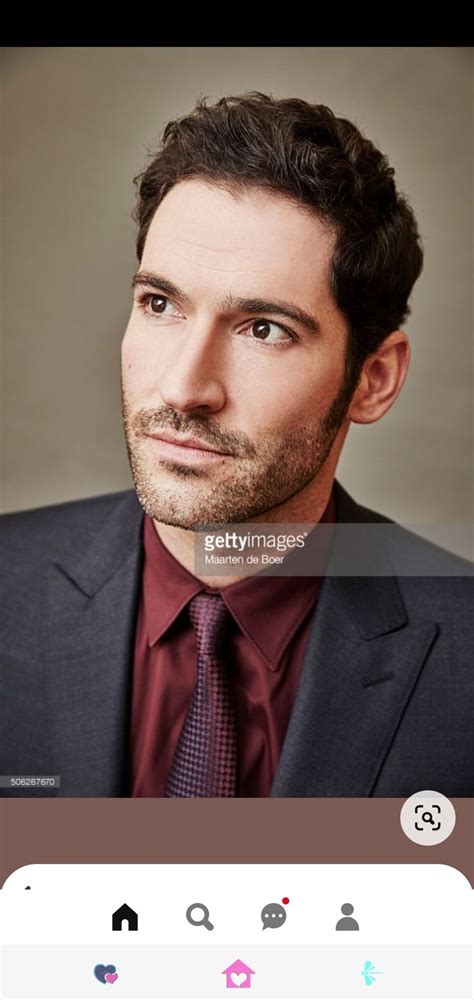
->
<box><xmin>400</xmin><ymin>789</ymin><xmax>456</xmax><ymax>846</ymax></box>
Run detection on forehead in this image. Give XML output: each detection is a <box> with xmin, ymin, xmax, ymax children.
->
<box><xmin>141</xmin><ymin>178</ymin><xmax>338</xmax><ymax>313</ymax></box>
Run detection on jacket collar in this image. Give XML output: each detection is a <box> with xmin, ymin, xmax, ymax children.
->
<box><xmin>54</xmin><ymin>490</ymin><xmax>144</xmax><ymax>599</ymax></box>
<box><xmin>47</xmin><ymin>490</ymin><xmax>144</xmax><ymax>796</ymax></box>
<box><xmin>271</xmin><ymin>481</ymin><xmax>438</xmax><ymax>796</ymax></box>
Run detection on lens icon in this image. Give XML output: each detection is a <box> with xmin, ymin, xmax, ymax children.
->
<box><xmin>186</xmin><ymin>902</ymin><xmax>214</xmax><ymax>930</ymax></box>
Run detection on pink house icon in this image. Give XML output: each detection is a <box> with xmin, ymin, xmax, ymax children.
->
<box><xmin>222</xmin><ymin>959</ymin><xmax>255</xmax><ymax>989</ymax></box>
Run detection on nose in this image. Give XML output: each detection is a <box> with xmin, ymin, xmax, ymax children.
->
<box><xmin>158</xmin><ymin>317</ymin><xmax>226</xmax><ymax>414</ymax></box>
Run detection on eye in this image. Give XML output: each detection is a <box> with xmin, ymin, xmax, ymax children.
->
<box><xmin>244</xmin><ymin>319</ymin><xmax>294</xmax><ymax>346</ymax></box>
<box><xmin>137</xmin><ymin>293</ymin><xmax>182</xmax><ymax>319</ymax></box>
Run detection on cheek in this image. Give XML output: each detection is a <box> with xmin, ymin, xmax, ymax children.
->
<box><xmin>237</xmin><ymin>350</ymin><xmax>343</xmax><ymax>433</ymax></box>
<box><xmin>121</xmin><ymin>327</ymin><xmax>159</xmax><ymax>396</ymax></box>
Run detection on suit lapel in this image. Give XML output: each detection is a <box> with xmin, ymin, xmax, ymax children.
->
<box><xmin>271</xmin><ymin>482</ymin><xmax>439</xmax><ymax>797</ymax></box>
<box><xmin>46</xmin><ymin>491</ymin><xmax>144</xmax><ymax>796</ymax></box>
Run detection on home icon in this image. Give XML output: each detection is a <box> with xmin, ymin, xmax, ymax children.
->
<box><xmin>112</xmin><ymin>903</ymin><xmax>138</xmax><ymax>931</ymax></box>
<box><xmin>222</xmin><ymin>959</ymin><xmax>255</xmax><ymax>989</ymax></box>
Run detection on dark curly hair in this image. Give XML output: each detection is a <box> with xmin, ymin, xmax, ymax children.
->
<box><xmin>132</xmin><ymin>91</ymin><xmax>423</xmax><ymax>381</ymax></box>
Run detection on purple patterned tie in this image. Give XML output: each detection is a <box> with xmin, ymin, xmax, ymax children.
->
<box><xmin>165</xmin><ymin>592</ymin><xmax>237</xmax><ymax>797</ymax></box>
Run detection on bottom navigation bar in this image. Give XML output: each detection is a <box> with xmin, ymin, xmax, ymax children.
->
<box><xmin>2</xmin><ymin>945</ymin><xmax>471</xmax><ymax>998</ymax></box>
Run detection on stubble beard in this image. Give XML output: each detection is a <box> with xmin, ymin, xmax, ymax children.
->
<box><xmin>121</xmin><ymin>371</ymin><xmax>356</xmax><ymax>529</ymax></box>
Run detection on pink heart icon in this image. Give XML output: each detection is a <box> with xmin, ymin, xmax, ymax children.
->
<box><xmin>105</xmin><ymin>973</ymin><xmax>118</xmax><ymax>984</ymax></box>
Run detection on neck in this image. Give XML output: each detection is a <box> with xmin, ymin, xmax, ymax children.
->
<box><xmin>153</xmin><ymin>468</ymin><xmax>336</xmax><ymax>589</ymax></box>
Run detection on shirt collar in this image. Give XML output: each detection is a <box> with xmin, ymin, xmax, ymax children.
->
<box><xmin>141</xmin><ymin>490</ymin><xmax>336</xmax><ymax>671</ymax></box>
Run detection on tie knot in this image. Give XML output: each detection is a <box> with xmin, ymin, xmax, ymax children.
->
<box><xmin>188</xmin><ymin>592</ymin><xmax>231</xmax><ymax>657</ymax></box>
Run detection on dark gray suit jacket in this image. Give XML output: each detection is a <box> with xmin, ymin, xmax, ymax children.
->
<box><xmin>1</xmin><ymin>482</ymin><xmax>472</xmax><ymax>797</ymax></box>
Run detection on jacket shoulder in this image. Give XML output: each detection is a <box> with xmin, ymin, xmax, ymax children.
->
<box><xmin>0</xmin><ymin>489</ymin><xmax>138</xmax><ymax>562</ymax></box>
<box><xmin>333</xmin><ymin>479</ymin><xmax>472</xmax><ymax>578</ymax></box>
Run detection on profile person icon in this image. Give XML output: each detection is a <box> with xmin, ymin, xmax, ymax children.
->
<box><xmin>336</xmin><ymin>903</ymin><xmax>359</xmax><ymax>931</ymax></box>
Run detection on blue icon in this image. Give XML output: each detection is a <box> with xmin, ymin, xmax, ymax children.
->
<box><xmin>361</xmin><ymin>960</ymin><xmax>383</xmax><ymax>987</ymax></box>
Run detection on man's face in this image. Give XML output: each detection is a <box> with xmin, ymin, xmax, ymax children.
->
<box><xmin>121</xmin><ymin>179</ymin><xmax>352</xmax><ymax>527</ymax></box>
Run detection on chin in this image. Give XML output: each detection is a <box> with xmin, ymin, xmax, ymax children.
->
<box><xmin>134</xmin><ymin>483</ymin><xmax>217</xmax><ymax>530</ymax></box>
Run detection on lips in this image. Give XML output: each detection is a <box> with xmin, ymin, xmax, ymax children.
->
<box><xmin>145</xmin><ymin>431</ymin><xmax>231</xmax><ymax>456</ymax></box>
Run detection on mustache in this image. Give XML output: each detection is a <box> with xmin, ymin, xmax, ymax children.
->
<box><xmin>130</xmin><ymin>406</ymin><xmax>258</xmax><ymax>459</ymax></box>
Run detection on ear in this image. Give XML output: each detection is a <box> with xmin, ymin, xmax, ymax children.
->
<box><xmin>347</xmin><ymin>330</ymin><xmax>411</xmax><ymax>424</ymax></box>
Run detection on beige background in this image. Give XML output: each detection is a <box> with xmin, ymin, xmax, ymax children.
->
<box><xmin>1</xmin><ymin>47</ymin><xmax>472</xmax><ymax>522</ymax></box>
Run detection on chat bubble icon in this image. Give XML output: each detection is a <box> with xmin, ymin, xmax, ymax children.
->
<box><xmin>261</xmin><ymin>902</ymin><xmax>287</xmax><ymax>930</ymax></box>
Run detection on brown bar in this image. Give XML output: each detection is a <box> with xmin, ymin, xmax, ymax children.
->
<box><xmin>1</xmin><ymin>799</ymin><xmax>472</xmax><ymax>886</ymax></box>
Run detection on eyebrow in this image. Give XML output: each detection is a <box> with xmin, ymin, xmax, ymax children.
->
<box><xmin>131</xmin><ymin>270</ymin><xmax>322</xmax><ymax>337</ymax></box>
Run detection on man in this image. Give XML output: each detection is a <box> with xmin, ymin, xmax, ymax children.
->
<box><xmin>1</xmin><ymin>93</ymin><xmax>472</xmax><ymax>797</ymax></box>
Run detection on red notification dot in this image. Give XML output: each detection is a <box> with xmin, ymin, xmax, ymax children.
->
<box><xmin>282</xmin><ymin>897</ymin><xmax>289</xmax><ymax>904</ymax></box>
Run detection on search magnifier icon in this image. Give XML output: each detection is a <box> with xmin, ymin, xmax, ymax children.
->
<box><xmin>186</xmin><ymin>903</ymin><xmax>214</xmax><ymax>931</ymax></box>
<box><xmin>422</xmin><ymin>811</ymin><xmax>435</xmax><ymax>824</ymax></box>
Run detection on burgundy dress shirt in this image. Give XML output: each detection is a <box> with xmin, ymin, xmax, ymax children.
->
<box><xmin>130</xmin><ymin>492</ymin><xmax>335</xmax><ymax>797</ymax></box>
